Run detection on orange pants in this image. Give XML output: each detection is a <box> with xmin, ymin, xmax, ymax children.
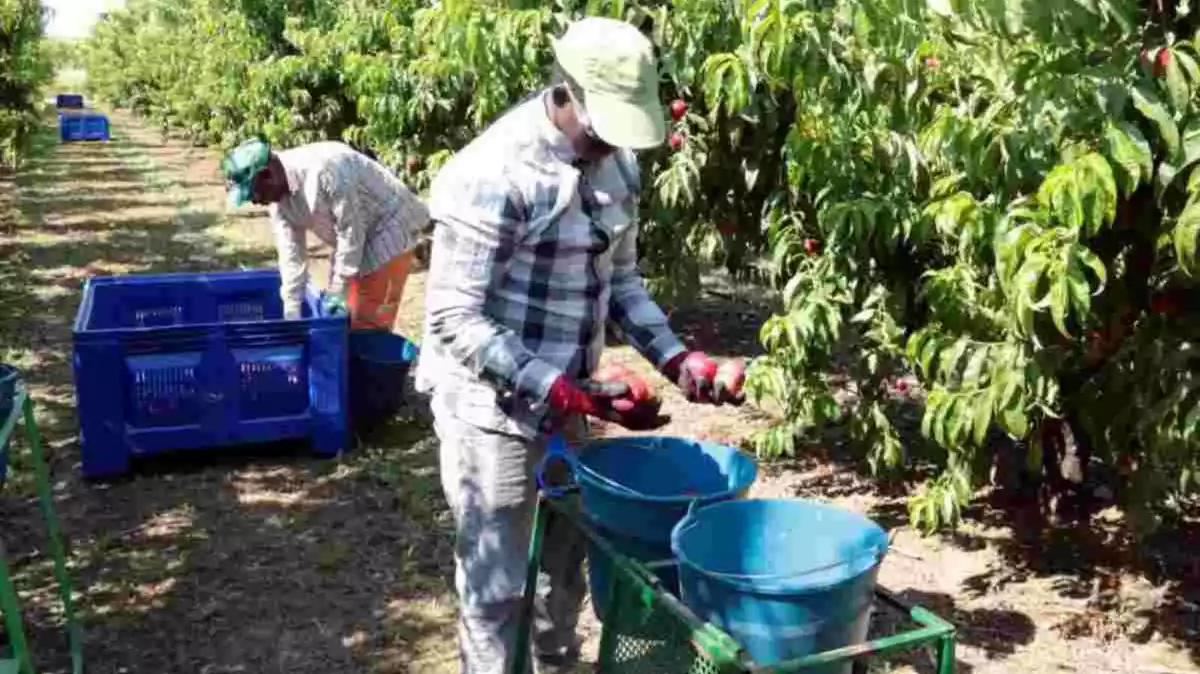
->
<box><xmin>346</xmin><ymin>249</ymin><xmax>416</xmax><ymax>332</ymax></box>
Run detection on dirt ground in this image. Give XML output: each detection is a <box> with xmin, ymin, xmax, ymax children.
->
<box><xmin>0</xmin><ymin>108</ymin><xmax>1196</xmax><ymax>674</ymax></box>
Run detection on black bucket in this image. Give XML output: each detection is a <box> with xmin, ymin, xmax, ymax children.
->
<box><xmin>348</xmin><ymin>330</ymin><xmax>419</xmax><ymax>434</ymax></box>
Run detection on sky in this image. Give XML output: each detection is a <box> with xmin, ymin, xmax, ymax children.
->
<box><xmin>44</xmin><ymin>0</ymin><xmax>126</xmax><ymax>39</ymax></box>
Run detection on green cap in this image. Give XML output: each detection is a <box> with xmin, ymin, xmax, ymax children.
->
<box><xmin>552</xmin><ymin>17</ymin><xmax>666</xmax><ymax>150</ymax></box>
<box><xmin>221</xmin><ymin>138</ymin><xmax>271</xmax><ymax>208</ymax></box>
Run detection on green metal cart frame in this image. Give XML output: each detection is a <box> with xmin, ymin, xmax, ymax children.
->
<box><xmin>0</xmin><ymin>378</ymin><xmax>84</xmax><ymax>674</ymax></box>
<box><xmin>512</xmin><ymin>495</ymin><xmax>956</xmax><ymax>674</ymax></box>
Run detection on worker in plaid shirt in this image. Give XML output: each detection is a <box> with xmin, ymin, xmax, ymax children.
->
<box><xmin>222</xmin><ymin>139</ymin><xmax>429</xmax><ymax>329</ymax></box>
<box><xmin>417</xmin><ymin>17</ymin><xmax>742</xmax><ymax>674</ymax></box>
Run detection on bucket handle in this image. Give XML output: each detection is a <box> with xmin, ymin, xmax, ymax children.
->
<box><xmin>691</xmin><ymin>543</ymin><xmax>887</xmax><ymax>584</ymax></box>
<box><xmin>535</xmin><ymin>432</ymin><xmax>655</xmax><ymax>499</ymax></box>
<box><xmin>582</xmin><ymin>464</ymin><xmax>651</xmax><ymax>499</ymax></box>
<box><xmin>534</xmin><ymin>432</ymin><xmax>579</xmax><ymax>498</ymax></box>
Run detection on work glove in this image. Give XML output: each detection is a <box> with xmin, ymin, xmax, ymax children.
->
<box><xmin>319</xmin><ymin>290</ymin><xmax>348</xmax><ymax>317</ymax></box>
<box><xmin>545</xmin><ymin>376</ymin><xmax>670</xmax><ymax>431</ymax></box>
<box><xmin>663</xmin><ymin>351</ymin><xmax>745</xmax><ymax>406</ymax></box>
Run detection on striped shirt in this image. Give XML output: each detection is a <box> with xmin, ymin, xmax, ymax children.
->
<box><xmin>415</xmin><ymin>91</ymin><xmax>685</xmax><ymax>438</ymax></box>
<box><xmin>271</xmin><ymin>142</ymin><xmax>429</xmax><ymax>315</ymax></box>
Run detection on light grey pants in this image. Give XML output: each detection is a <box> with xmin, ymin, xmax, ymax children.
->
<box><xmin>434</xmin><ymin>406</ymin><xmax>588</xmax><ymax>674</ymax></box>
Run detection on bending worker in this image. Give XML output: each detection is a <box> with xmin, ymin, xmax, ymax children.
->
<box><xmin>417</xmin><ymin>16</ymin><xmax>742</xmax><ymax>674</ymax></box>
<box><xmin>221</xmin><ymin>139</ymin><xmax>429</xmax><ymax>328</ymax></box>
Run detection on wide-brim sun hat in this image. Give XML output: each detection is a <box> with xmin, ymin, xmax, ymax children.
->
<box><xmin>221</xmin><ymin>138</ymin><xmax>271</xmax><ymax>209</ymax></box>
<box><xmin>552</xmin><ymin>17</ymin><xmax>666</xmax><ymax>150</ymax></box>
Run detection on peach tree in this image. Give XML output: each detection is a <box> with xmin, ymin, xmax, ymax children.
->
<box><xmin>83</xmin><ymin>0</ymin><xmax>1197</xmax><ymax>531</ymax></box>
<box><xmin>650</xmin><ymin>0</ymin><xmax>1198</xmax><ymax>532</ymax></box>
<box><xmin>0</xmin><ymin>0</ymin><xmax>50</xmax><ymax>168</ymax></box>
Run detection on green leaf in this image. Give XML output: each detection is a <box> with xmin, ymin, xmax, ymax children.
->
<box><xmin>1080</xmin><ymin>154</ymin><xmax>1119</xmax><ymax>235</ymax></box>
<box><xmin>1036</xmin><ymin>154</ymin><xmax>1116</xmax><ymax>235</ymax></box>
<box><xmin>1002</xmin><ymin>403</ymin><xmax>1029</xmax><ymax>437</ymax></box>
<box><xmin>930</xmin><ymin>173</ymin><xmax>964</xmax><ymax>199</ymax></box>
<box><xmin>999</xmin><ymin>369</ymin><xmax>1022</xmax><ymax>410</ymax></box>
<box><xmin>1018</xmin><ymin>252</ymin><xmax>1051</xmax><ymax>308</ymax></box>
<box><xmin>921</xmin><ymin>398</ymin><xmax>936</xmax><ymax>438</ymax></box>
<box><xmin>1050</xmin><ymin>273</ymin><xmax>1071</xmax><ymax>337</ymax></box>
<box><xmin>1102</xmin><ymin>122</ymin><xmax>1153</xmax><ymax>196</ymax></box>
<box><xmin>920</xmin><ymin>336</ymin><xmax>942</xmax><ymax>379</ymax></box>
<box><xmin>933</xmin><ymin>395</ymin><xmax>955</xmax><ymax>446</ymax></box>
<box><xmin>923</xmin><ymin>497</ymin><xmax>938</xmax><ymax>532</ymax></box>
<box><xmin>997</xmin><ymin>221</ymin><xmax>1039</xmax><ymax>287</ymax></box>
<box><xmin>1039</xmin><ymin>164</ymin><xmax>1084</xmax><ymax>229</ymax></box>
<box><xmin>1182</xmin><ymin>123</ymin><xmax>1200</xmax><ymax>169</ymax></box>
<box><xmin>850</xmin><ymin>308</ymin><xmax>874</xmax><ymax>324</ymax></box>
<box><xmin>948</xmin><ymin>396</ymin><xmax>971</xmax><ymax>444</ymax></box>
<box><xmin>940</xmin><ymin>339</ymin><xmax>970</xmax><ymax>383</ymax></box>
<box><xmin>927</xmin><ymin>0</ymin><xmax>955</xmax><ymax>17</ymax></box>
<box><xmin>1015</xmin><ymin>289</ymin><xmax>1036</xmax><ymax>337</ymax></box>
<box><xmin>1176</xmin><ymin>49</ymin><xmax>1200</xmax><ymax>85</ymax></box>
<box><xmin>821</xmin><ymin>302</ymin><xmax>841</xmax><ymax>344</ymax></box>
<box><xmin>1165</xmin><ymin>48</ymin><xmax>1191</xmax><ymax>112</ymax></box>
<box><xmin>972</xmin><ymin>388</ymin><xmax>993</xmax><ymax>445</ymax></box>
<box><xmin>1065</xmin><ymin>262</ymin><xmax>1092</xmax><ymax>319</ymax></box>
<box><xmin>1157</xmin><ymin>160</ymin><xmax>1182</xmax><ymax>199</ymax></box>
<box><xmin>962</xmin><ymin>346</ymin><xmax>989</xmax><ymax>386</ymax></box>
<box><xmin>1099</xmin><ymin>0</ymin><xmax>1136</xmax><ymax>32</ymax></box>
<box><xmin>1189</xmin><ymin>166</ymin><xmax>1200</xmax><ymax>202</ymax></box>
<box><xmin>951</xmin><ymin>463</ymin><xmax>974</xmax><ymax>503</ymax></box>
<box><xmin>906</xmin><ymin>330</ymin><xmax>930</xmax><ymax>364</ymax></box>
<box><xmin>1175</xmin><ymin>201</ymin><xmax>1200</xmax><ymax>275</ymax></box>
<box><xmin>1073</xmin><ymin>246</ymin><xmax>1108</xmax><ymax>293</ymax></box>
<box><xmin>926</xmin><ymin>192</ymin><xmax>979</xmax><ymax>238</ymax></box>
<box><xmin>1132</xmin><ymin>86</ymin><xmax>1181</xmax><ymax>160</ymax></box>
<box><xmin>940</xmin><ymin>487</ymin><xmax>957</xmax><ymax>526</ymax></box>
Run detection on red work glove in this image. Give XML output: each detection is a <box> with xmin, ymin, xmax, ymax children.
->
<box><xmin>546</xmin><ymin>376</ymin><xmax>669</xmax><ymax>431</ymax></box>
<box><xmin>663</xmin><ymin>352</ymin><xmax>745</xmax><ymax>406</ymax></box>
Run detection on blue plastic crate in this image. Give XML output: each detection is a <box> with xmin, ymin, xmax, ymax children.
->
<box><xmin>55</xmin><ymin>93</ymin><xmax>85</xmax><ymax>109</ymax></box>
<box><xmin>58</xmin><ymin>112</ymin><xmax>109</xmax><ymax>142</ymax></box>
<box><xmin>71</xmin><ymin>270</ymin><xmax>349</xmax><ymax>478</ymax></box>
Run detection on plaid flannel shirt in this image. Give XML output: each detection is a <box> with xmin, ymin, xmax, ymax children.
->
<box><xmin>415</xmin><ymin>91</ymin><xmax>685</xmax><ymax>438</ymax></box>
<box><xmin>271</xmin><ymin>142</ymin><xmax>429</xmax><ymax>315</ymax></box>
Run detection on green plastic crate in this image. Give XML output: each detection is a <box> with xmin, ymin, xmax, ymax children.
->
<box><xmin>512</xmin><ymin>496</ymin><xmax>957</xmax><ymax>674</ymax></box>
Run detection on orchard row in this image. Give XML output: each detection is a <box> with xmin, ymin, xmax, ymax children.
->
<box><xmin>83</xmin><ymin>0</ymin><xmax>1199</xmax><ymax>532</ymax></box>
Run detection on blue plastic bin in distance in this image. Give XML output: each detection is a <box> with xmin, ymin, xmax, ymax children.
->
<box><xmin>348</xmin><ymin>330</ymin><xmax>418</xmax><ymax>432</ymax></box>
<box><xmin>671</xmin><ymin>499</ymin><xmax>889</xmax><ymax>674</ymax></box>
<box><xmin>574</xmin><ymin>436</ymin><xmax>758</xmax><ymax>618</ymax></box>
<box><xmin>59</xmin><ymin>112</ymin><xmax>109</xmax><ymax>142</ymax></box>
<box><xmin>56</xmin><ymin>93</ymin><xmax>85</xmax><ymax>109</ymax></box>
<box><xmin>72</xmin><ymin>269</ymin><xmax>349</xmax><ymax>478</ymax></box>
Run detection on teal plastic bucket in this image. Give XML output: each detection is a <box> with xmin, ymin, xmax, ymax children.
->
<box><xmin>574</xmin><ymin>436</ymin><xmax>758</xmax><ymax>619</ymax></box>
<box><xmin>671</xmin><ymin>499</ymin><xmax>888</xmax><ymax>673</ymax></box>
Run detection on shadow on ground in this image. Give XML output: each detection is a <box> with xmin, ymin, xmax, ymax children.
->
<box><xmin>949</xmin><ymin>498</ymin><xmax>1200</xmax><ymax>666</ymax></box>
<box><xmin>853</xmin><ymin>473</ymin><xmax>1200</xmax><ymax>667</ymax></box>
